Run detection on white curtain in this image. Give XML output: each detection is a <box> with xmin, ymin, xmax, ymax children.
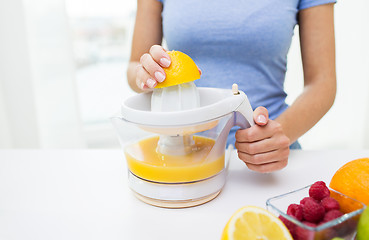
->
<box><xmin>0</xmin><ymin>0</ymin><xmax>85</xmax><ymax>148</ymax></box>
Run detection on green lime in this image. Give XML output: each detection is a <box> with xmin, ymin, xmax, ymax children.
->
<box><xmin>331</xmin><ymin>238</ymin><xmax>344</xmax><ymax>240</ymax></box>
<box><xmin>357</xmin><ymin>207</ymin><xmax>369</xmax><ymax>240</ymax></box>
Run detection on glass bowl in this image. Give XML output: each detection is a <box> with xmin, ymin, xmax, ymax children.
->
<box><xmin>266</xmin><ymin>184</ymin><xmax>366</xmax><ymax>240</ymax></box>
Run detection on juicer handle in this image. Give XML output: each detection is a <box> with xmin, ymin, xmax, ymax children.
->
<box><xmin>234</xmin><ymin>91</ymin><xmax>255</xmax><ymax>129</ymax></box>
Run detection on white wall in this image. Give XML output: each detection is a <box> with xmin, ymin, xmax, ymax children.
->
<box><xmin>0</xmin><ymin>0</ymin><xmax>41</xmax><ymax>148</ymax></box>
<box><xmin>284</xmin><ymin>0</ymin><xmax>369</xmax><ymax>149</ymax></box>
<box><xmin>0</xmin><ymin>0</ymin><xmax>86</xmax><ymax>148</ymax></box>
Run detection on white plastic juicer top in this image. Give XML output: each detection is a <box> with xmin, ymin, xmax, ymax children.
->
<box><xmin>121</xmin><ymin>83</ymin><xmax>254</xmax><ymax>135</ymax></box>
<box><xmin>151</xmin><ymin>82</ymin><xmax>200</xmax><ymax>156</ymax></box>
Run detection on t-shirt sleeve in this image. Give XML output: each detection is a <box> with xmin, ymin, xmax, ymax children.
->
<box><xmin>298</xmin><ymin>0</ymin><xmax>337</xmax><ymax>10</ymax></box>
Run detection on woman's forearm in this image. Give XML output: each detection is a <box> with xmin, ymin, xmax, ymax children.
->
<box><xmin>127</xmin><ymin>0</ymin><xmax>163</xmax><ymax>92</ymax></box>
<box><xmin>279</xmin><ymin>3</ymin><xmax>337</xmax><ymax>144</ymax></box>
<box><xmin>276</xmin><ymin>76</ymin><xmax>336</xmax><ymax>144</ymax></box>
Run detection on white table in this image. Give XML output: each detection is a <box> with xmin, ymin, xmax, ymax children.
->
<box><xmin>0</xmin><ymin>149</ymin><xmax>368</xmax><ymax>240</ymax></box>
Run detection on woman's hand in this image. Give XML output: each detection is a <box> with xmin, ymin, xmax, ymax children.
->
<box><xmin>235</xmin><ymin>107</ymin><xmax>290</xmax><ymax>173</ymax></box>
<box><xmin>136</xmin><ymin>45</ymin><xmax>171</xmax><ymax>90</ymax></box>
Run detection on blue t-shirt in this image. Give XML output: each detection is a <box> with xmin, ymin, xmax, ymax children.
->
<box><xmin>157</xmin><ymin>0</ymin><xmax>336</xmax><ymax>146</ymax></box>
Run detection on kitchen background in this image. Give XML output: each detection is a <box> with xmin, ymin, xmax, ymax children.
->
<box><xmin>0</xmin><ymin>0</ymin><xmax>368</xmax><ymax>149</ymax></box>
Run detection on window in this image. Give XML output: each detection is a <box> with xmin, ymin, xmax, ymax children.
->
<box><xmin>65</xmin><ymin>0</ymin><xmax>136</xmax><ymax>147</ymax></box>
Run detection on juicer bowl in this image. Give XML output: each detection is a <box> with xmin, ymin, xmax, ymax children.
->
<box><xmin>127</xmin><ymin>149</ymin><xmax>232</xmax><ymax>208</ymax></box>
<box><xmin>112</xmin><ymin>85</ymin><xmax>255</xmax><ymax>208</ymax></box>
<box><xmin>112</xmin><ymin>113</ymin><xmax>235</xmax><ymax>208</ymax></box>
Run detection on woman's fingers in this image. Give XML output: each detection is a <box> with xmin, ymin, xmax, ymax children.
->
<box><xmin>149</xmin><ymin>45</ymin><xmax>171</xmax><ymax>67</ymax></box>
<box><xmin>253</xmin><ymin>106</ymin><xmax>269</xmax><ymax>126</ymax></box>
<box><xmin>140</xmin><ymin>53</ymin><xmax>166</xmax><ymax>83</ymax></box>
<box><xmin>234</xmin><ymin>116</ymin><xmax>291</xmax><ymax>173</ymax></box>
<box><xmin>136</xmin><ymin>45</ymin><xmax>172</xmax><ymax>90</ymax></box>
<box><xmin>235</xmin><ymin>131</ymin><xmax>290</xmax><ymax>154</ymax></box>
<box><xmin>235</xmin><ymin>120</ymin><xmax>285</xmax><ymax>143</ymax></box>
<box><xmin>237</xmin><ymin>147</ymin><xmax>290</xmax><ymax>165</ymax></box>
<box><xmin>136</xmin><ymin>65</ymin><xmax>157</xmax><ymax>89</ymax></box>
<box><xmin>235</xmin><ymin>127</ymin><xmax>272</xmax><ymax>143</ymax></box>
<box><xmin>235</xmin><ymin>106</ymin><xmax>272</xmax><ymax>142</ymax></box>
<box><xmin>244</xmin><ymin>159</ymin><xmax>289</xmax><ymax>173</ymax></box>
<box><xmin>198</xmin><ymin>68</ymin><xmax>202</xmax><ymax>75</ymax></box>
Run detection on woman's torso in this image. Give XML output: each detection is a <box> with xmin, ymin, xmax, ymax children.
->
<box><xmin>160</xmin><ymin>0</ymin><xmax>300</xmax><ymax>120</ymax></box>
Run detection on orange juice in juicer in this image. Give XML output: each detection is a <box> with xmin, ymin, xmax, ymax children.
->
<box><xmin>112</xmin><ymin>81</ymin><xmax>254</xmax><ymax>208</ymax></box>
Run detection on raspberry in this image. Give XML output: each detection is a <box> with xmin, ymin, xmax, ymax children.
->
<box><xmin>300</xmin><ymin>197</ymin><xmax>318</xmax><ymax>206</ymax></box>
<box><xmin>309</xmin><ymin>181</ymin><xmax>330</xmax><ymax>201</ymax></box>
<box><xmin>287</xmin><ymin>204</ymin><xmax>304</xmax><ymax>221</ymax></box>
<box><xmin>302</xmin><ymin>198</ymin><xmax>325</xmax><ymax>223</ymax></box>
<box><xmin>279</xmin><ymin>215</ymin><xmax>296</xmax><ymax>237</ymax></box>
<box><xmin>321</xmin><ymin>197</ymin><xmax>340</xmax><ymax>212</ymax></box>
<box><xmin>295</xmin><ymin>222</ymin><xmax>316</xmax><ymax>240</ymax></box>
<box><xmin>322</xmin><ymin>209</ymin><xmax>343</xmax><ymax>223</ymax></box>
<box><xmin>321</xmin><ymin>228</ymin><xmax>337</xmax><ymax>239</ymax></box>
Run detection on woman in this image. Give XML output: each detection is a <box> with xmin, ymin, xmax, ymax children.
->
<box><xmin>126</xmin><ymin>0</ymin><xmax>337</xmax><ymax>173</ymax></box>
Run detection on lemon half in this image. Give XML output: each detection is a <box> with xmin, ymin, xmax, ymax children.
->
<box><xmin>221</xmin><ymin>206</ymin><xmax>293</xmax><ymax>240</ymax></box>
<box><xmin>155</xmin><ymin>50</ymin><xmax>201</xmax><ymax>88</ymax></box>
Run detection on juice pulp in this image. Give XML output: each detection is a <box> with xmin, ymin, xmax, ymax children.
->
<box><xmin>124</xmin><ymin>136</ymin><xmax>224</xmax><ymax>183</ymax></box>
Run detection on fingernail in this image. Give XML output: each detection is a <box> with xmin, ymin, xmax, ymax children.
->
<box><xmin>146</xmin><ymin>78</ymin><xmax>157</xmax><ymax>88</ymax></box>
<box><xmin>140</xmin><ymin>82</ymin><xmax>145</xmax><ymax>89</ymax></box>
<box><xmin>155</xmin><ymin>71</ymin><xmax>165</xmax><ymax>82</ymax></box>
<box><xmin>257</xmin><ymin>115</ymin><xmax>267</xmax><ymax>124</ymax></box>
<box><xmin>160</xmin><ymin>58</ymin><xmax>171</xmax><ymax>67</ymax></box>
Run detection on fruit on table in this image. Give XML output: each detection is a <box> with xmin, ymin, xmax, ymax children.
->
<box><xmin>155</xmin><ymin>50</ymin><xmax>201</xmax><ymax>88</ymax></box>
<box><xmin>301</xmin><ymin>197</ymin><xmax>326</xmax><ymax>223</ymax></box>
<box><xmin>287</xmin><ymin>204</ymin><xmax>303</xmax><ymax>221</ymax></box>
<box><xmin>329</xmin><ymin>158</ymin><xmax>369</xmax><ymax>206</ymax></box>
<box><xmin>321</xmin><ymin>197</ymin><xmax>340</xmax><ymax>212</ymax></box>
<box><xmin>309</xmin><ymin>181</ymin><xmax>330</xmax><ymax>201</ymax></box>
<box><xmin>329</xmin><ymin>190</ymin><xmax>364</xmax><ymax>214</ymax></box>
<box><xmin>295</xmin><ymin>221</ymin><xmax>316</xmax><ymax>240</ymax></box>
<box><xmin>357</xmin><ymin>206</ymin><xmax>369</xmax><ymax>240</ymax></box>
<box><xmin>221</xmin><ymin>206</ymin><xmax>293</xmax><ymax>240</ymax></box>
<box><xmin>322</xmin><ymin>209</ymin><xmax>343</xmax><ymax>223</ymax></box>
<box><xmin>279</xmin><ymin>181</ymin><xmax>346</xmax><ymax>240</ymax></box>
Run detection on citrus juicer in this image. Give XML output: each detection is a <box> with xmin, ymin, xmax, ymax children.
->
<box><xmin>112</xmin><ymin>81</ymin><xmax>254</xmax><ymax>208</ymax></box>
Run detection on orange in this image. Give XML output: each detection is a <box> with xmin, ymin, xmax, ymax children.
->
<box><xmin>330</xmin><ymin>190</ymin><xmax>364</xmax><ymax>213</ymax></box>
<box><xmin>221</xmin><ymin>206</ymin><xmax>293</xmax><ymax>240</ymax></box>
<box><xmin>155</xmin><ymin>50</ymin><xmax>201</xmax><ymax>88</ymax></box>
<box><xmin>329</xmin><ymin>158</ymin><xmax>369</xmax><ymax>210</ymax></box>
